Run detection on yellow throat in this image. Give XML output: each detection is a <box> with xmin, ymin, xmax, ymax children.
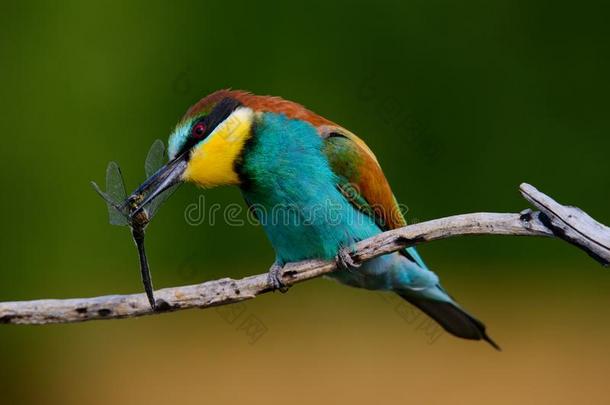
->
<box><xmin>182</xmin><ymin>107</ymin><xmax>254</xmax><ymax>188</ymax></box>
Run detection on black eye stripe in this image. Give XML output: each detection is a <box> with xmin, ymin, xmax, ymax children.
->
<box><xmin>177</xmin><ymin>97</ymin><xmax>242</xmax><ymax>157</ymax></box>
<box><xmin>204</xmin><ymin>98</ymin><xmax>242</xmax><ymax>135</ymax></box>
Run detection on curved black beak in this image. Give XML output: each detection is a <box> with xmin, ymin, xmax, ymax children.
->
<box><xmin>128</xmin><ymin>153</ymin><xmax>188</xmax><ymax>218</ymax></box>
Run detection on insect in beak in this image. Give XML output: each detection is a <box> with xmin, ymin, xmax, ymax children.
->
<box><xmin>92</xmin><ymin>140</ymin><xmax>186</xmax><ymax>310</ymax></box>
<box><xmin>124</xmin><ymin>154</ymin><xmax>187</xmax><ymax>309</ymax></box>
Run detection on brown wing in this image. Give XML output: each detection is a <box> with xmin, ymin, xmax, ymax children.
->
<box><xmin>319</xmin><ymin>125</ymin><xmax>407</xmax><ymax>231</ymax></box>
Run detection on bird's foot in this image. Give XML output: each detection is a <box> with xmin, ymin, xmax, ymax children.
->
<box><xmin>336</xmin><ymin>245</ymin><xmax>361</xmax><ymax>271</ymax></box>
<box><xmin>267</xmin><ymin>262</ymin><xmax>290</xmax><ymax>293</ymax></box>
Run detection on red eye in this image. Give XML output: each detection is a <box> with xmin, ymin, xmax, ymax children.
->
<box><xmin>192</xmin><ymin>122</ymin><xmax>206</xmax><ymax>139</ymax></box>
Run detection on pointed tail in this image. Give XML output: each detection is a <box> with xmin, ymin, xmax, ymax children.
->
<box><xmin>397</xmin><ymin>290</ymin><xmax>500</xmax><ymax>350</ymax></box>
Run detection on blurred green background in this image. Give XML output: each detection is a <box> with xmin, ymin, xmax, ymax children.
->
<box><xmin>0</xmin><ymin>0</ymin><xmax>609</xmax><ymax>404</ymax></box>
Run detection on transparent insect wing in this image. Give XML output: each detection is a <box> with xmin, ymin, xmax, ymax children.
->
<box><xmin>91</xmin><ymin>181</ymin><xmax>115</xmax><ymax>210</ymax></box>
<box><xmin>144</xmin><ymin>140</ymin><xmax>180</xmax><ymax>219</ymax></box>
<box><xmin>104</xmin><ymin>161</ymin><xmax>130</xmax><ymax>226</ymax></box>
<box><xmin>147</xmin><ymin>184</ymin><xmax>180</xmax><ymax>219</ymax></box>
<box><xmin>145</xmin><ymin>139</ymin><xmax>166</xmax><ymax>178</ymax></box>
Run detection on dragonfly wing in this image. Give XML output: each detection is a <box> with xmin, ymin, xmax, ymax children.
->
<box><xmin>92</xmin><ymin>180</ymin><xmax>130</xmax><ymax>226</ymax></box>
<box><xmin>91</xmin><ymin>181</ymin><xmax>115</xmax><ymax>206</ymax></box>
<box><xmin>143</xmin><ymin>139</ymin><xmax>179</xmax><ymax>219</ymax></box>
<box><xmin>147</xmin><ymin>184</ymin><xmax>180</xmax><ymax>219</ymax></box>
<box><xmin>145</xmin><ymin>139</ymin><xmax>166</xmax><ymax>178</ymax></box>
<box><xmin>104</xmin><ymin>161</ymin><xmax>129</xmax><ymax>226</ymax></box>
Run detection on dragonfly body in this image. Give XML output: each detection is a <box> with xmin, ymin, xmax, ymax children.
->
<box><xmin>97</xmin><ymin>90</ymin><xmax>498</xmax><ymax>348</ymax></box>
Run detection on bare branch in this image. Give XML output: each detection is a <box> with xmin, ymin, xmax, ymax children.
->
<box><xmin>520</xmin><ymin>183</ymin><xmax>610</xmax><ymax>265</ymax></box>
<box><xmin>1</xmin><ymin>183</ymin><xmax>608</xmax><ymax>325</ymax></box>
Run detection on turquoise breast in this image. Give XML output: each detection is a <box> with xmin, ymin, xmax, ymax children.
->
<box><xmin>239</xmin><ymin>112</ymin><xmax>381</xmax><ymax>263</ymax></box>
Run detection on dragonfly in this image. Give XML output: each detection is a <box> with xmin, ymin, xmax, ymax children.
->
<box><xmin>91</xmin><ymin>140</ymin><xmax>180</xmax><ymax>309</ymax></box>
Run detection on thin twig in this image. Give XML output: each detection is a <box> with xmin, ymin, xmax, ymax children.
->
<box><xmin>0</xmin><ymin>183</ymin><xmax>608</xmax><ymax>325</ymax></box>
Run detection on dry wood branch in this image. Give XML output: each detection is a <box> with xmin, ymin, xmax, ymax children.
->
<box><xmin>1</xmin><ymin>183</ymin><xmax>608</xmax><ymax>325</ymax></box>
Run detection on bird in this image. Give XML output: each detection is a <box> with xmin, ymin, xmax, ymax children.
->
<box><xmin>132</xmin><ymin>89</ymin><xmax>499</xmax><ymax>349</ymax></box>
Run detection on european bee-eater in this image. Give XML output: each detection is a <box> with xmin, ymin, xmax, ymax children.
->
<box><xmin>131</xmin><ymin>89</ymin><xmax>498</xmax><ymax>349</ymax></box>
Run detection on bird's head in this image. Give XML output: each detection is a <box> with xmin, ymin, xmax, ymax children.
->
<box><xmin>168</xmin><ymin>92</ymin><xmax>256</xmax><ymax>188</ymax></box>
<box><xmin>128</xmin><ymin>91</ymin><xmax>256</xmax><ymax>213</ymax></box>
<box><xmin>129</xmin><ymin>89</ymin><xmax>332</xmax><ymax>215</ymax></box>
